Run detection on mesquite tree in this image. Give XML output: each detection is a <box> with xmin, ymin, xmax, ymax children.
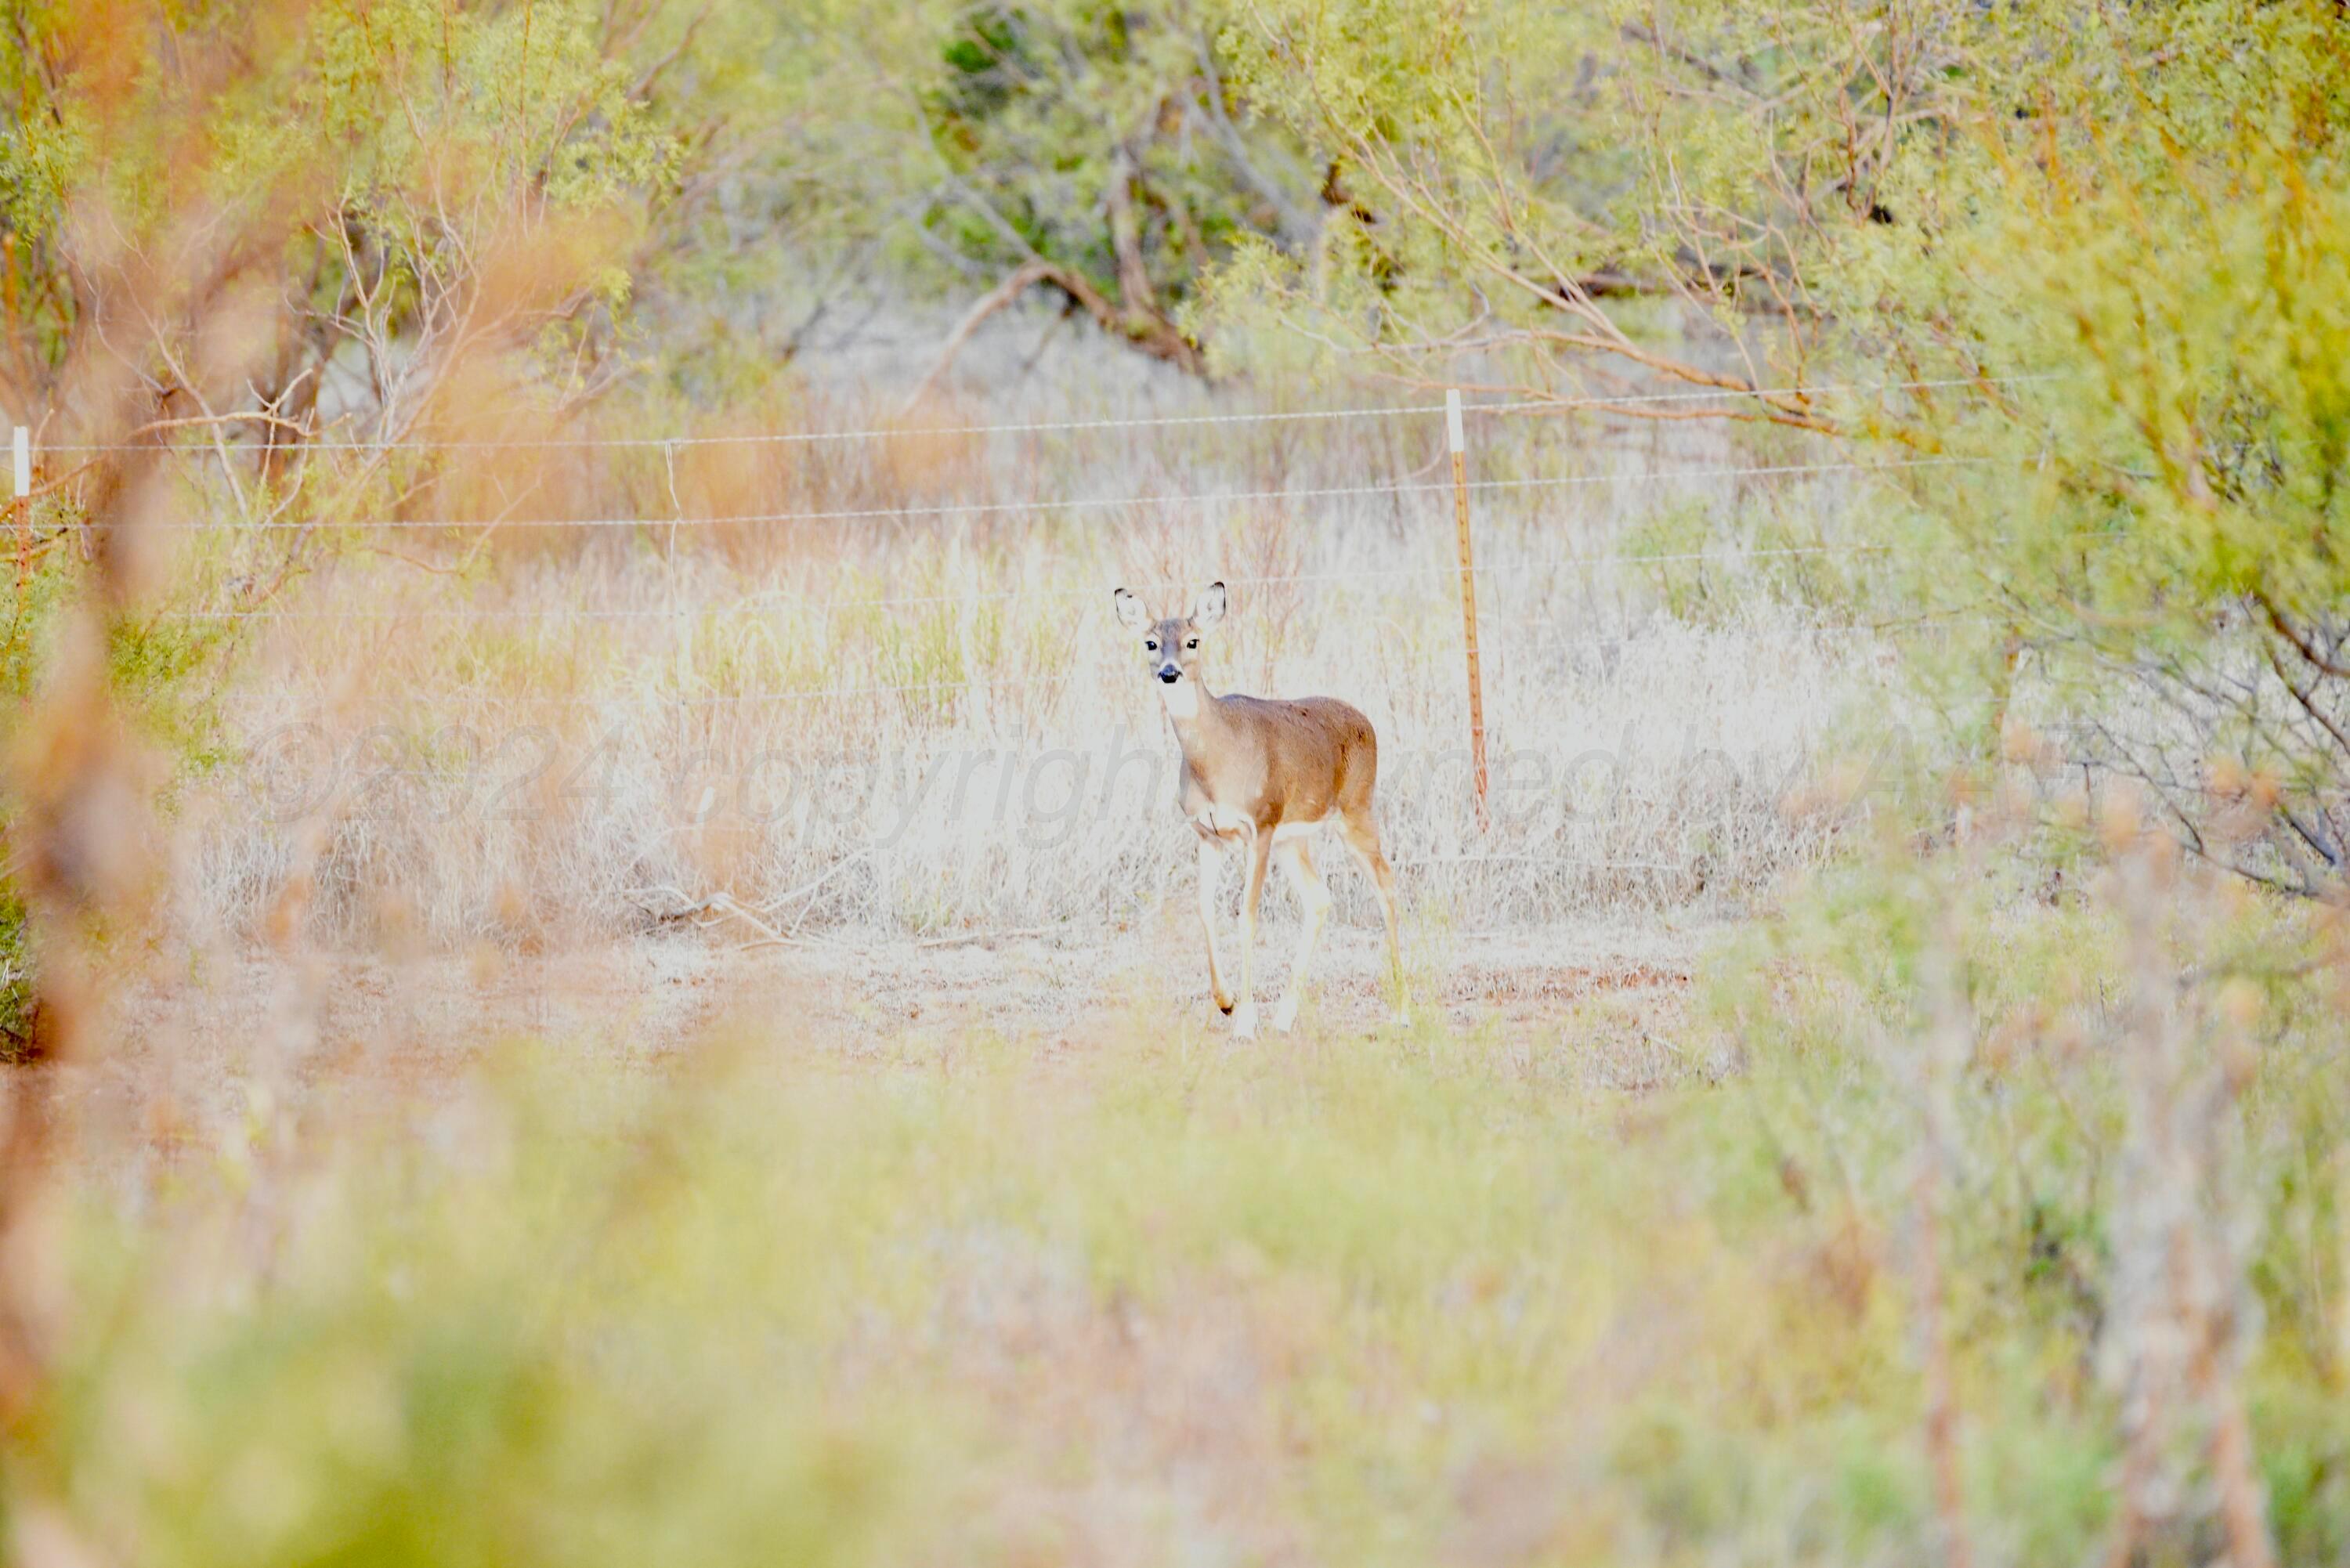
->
<box><xmin>1202</xmin><ymin>0</ymin><xmax>2350</xmax><ymax>894</ymax></box>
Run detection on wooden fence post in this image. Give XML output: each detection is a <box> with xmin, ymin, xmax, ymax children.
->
<box><xmin>1447</xmin><ymin>389</ymin><xmax>1489</xmax><ymax>832</ymax></box>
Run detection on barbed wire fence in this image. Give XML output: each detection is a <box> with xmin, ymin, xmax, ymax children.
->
<box><xmin>7</xmin><ymin>379</ymin><xmax>2029</xmax><ymax>943</ymax></box>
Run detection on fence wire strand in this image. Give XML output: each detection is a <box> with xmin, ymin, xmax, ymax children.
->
<box><xmin>27</xmin><ymin>373</ymin><xmax>2059</xmax><ymax>454</ymax></box>
<box><xmin>168</xmin><ymin>539</ymin><xmax>1909</xmax><ymax>623</ymax></box>
<box><xmin>128</xmin><ymin>453</ymin><xmax>1982</xmax><ymax>535</ymax></box>
<box><xmin>6</xmin><ymin>393</ymin><xmax>2032</xmax><ymax>912</ymax></box>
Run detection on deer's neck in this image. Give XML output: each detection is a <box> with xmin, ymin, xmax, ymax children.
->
<box><xmin>1159</xmin><ymin>675</ymin><xmax>1217</xmax><ymax>736</ymax></box>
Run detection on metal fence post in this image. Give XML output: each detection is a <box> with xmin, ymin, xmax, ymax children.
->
<box><xmin>1446</xmin><ymin>389</ymin><xmax>1489</xmax><ymax>832</ymax></box>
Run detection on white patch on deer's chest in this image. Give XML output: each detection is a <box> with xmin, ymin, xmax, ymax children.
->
<box><xmin>1159</xmin><ymin>680</ymin><xmax>1201</xmax><ymax>720</ymax></box>
<box><xmin>1188</xmin><ymin>805</ymin><xmax>1330</xmax><ymax>840</ymax></box>
<box><xmin>1192</xmin><ymin>802</ymin><xmax>1251</xmax><ymax>837</ymax></box>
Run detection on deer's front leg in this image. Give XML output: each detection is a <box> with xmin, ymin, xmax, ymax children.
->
<box><xmin>1231</xmin><ymin>826</ymin><xmax>1273</xmax><ymax>1039</ymax></box>
<box><xmin>1196</xmin><ymin>836</ymin><xmax>1234</xmax><ymax>1016</ymax></box>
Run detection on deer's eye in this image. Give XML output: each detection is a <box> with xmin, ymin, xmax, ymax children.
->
<box><xmin>1144</xmin><ymin>639</ymin><xmax>1159</xmax><ymax>652</ymax></box>
<box><xmin>1185</xmin><ymin>639</ymin><xmax>1198</xmax><ymax>650</ymax></box>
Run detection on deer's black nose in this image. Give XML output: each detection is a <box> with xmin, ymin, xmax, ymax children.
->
<box><xmin>1157</xmin><ymin>667</ymin><xmax>1180</xmax><ymax>683</ymax></box>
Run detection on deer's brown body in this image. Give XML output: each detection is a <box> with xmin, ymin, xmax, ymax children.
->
<box><xmin>1176</xmin><ymin>695</ymin><xmax>1375</xmax><ymax>838</ymax></box>
<box><xmin>1114</xmin><ymin>582</ymin><xmax>1406</xmax><ymax>1037</ymax></box>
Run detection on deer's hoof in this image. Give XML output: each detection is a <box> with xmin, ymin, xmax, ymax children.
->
<box><xmin>1270</xmin><ymin>995</ymin><xmax>1299</xmax><ymax>1034</ymax></box>
<box><xmin>1231</xmin><ymin>1002</ymin><xmax>1258</xmax><ymax>1040</ymax></box>
<box><xmin>1216</xmin><ymin>998</ymin><xmax>1235</xmax><ymax>1017</ymax></box>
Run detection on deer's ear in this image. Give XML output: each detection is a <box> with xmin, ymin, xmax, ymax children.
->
<box><xmin>1191</xmin><ymin>580</ymin><xmax>1227</xmax><ymax>627</ymax></box>
<box><xmin>1112</xmin><ymin>588</ymin><xmax>1147</xmax><ymax>630</ymax></box>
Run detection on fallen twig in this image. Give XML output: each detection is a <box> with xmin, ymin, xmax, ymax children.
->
<box><xmin>757</xmin><ymin>849</ymin><xmax>878</xmax><ymax>936</ymax></box>
<box><xmin>631</xmin><ymin>886</ymin><xmax>789</xmax><ymax>946</ymax></box>
<box><xmin>915</xmin><ymin>925</ymin><xmax>1054</xmax><ymax>950</ymax></box>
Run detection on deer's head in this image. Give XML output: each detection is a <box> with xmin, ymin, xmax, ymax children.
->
<box><xmin>1112</xmin><ymin>581</ymin><xmax>1226</xmax><ymax>716</ymax></box>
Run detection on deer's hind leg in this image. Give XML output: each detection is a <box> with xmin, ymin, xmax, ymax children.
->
<box><xmin>1339</xmin><ymin>807</ymin><xmax>1408</xmax><ymax>1025</ymax></box>
<box><xmin>1270</xmin><ymin>836</ymin><xmax>1332</xmax><ymax>1035</ymax></box>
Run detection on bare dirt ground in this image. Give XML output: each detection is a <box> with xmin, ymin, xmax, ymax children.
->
<box><xmin>84</xmin><ymin>917</ymin><xmax>1714</xmax><ymax>1150</ymax></box>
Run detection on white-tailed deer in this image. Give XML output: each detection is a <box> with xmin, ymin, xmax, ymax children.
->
<box><xmin>1112</xmin><ymin>580</ymin><xmax>1405</xmax><ymax>1037</ymax></box>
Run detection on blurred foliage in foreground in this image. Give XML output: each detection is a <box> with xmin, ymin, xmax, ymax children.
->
<box><xmin>0</xmin><ymin>3</ymin><xmax>2347</xmax><ymax>1561</ymax></box>
<box><xmin>7</xmin><ymin>821</ymin><xmax>2346</xmax><ymax>1565</ymax></box>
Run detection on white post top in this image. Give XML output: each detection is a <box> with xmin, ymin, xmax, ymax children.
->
<box><xmin>1444</xmin><ymin>388</ymin><xmax>1465</xmax><ymax>454</ymax></box>
<box><xmin>10</xmin><ymin>426</ymin><xmax>27</xmax><ymax>502</ymax></box>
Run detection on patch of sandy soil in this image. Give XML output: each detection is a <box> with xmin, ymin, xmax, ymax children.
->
<box><xmin>80</xmin><ymin>917</ymin><xmax>1710</xmax><ymax>1145</ymax></box>
<box><xmin>766</xmin><ymin>919</ymin><xmax>1702</xmax><ymax>1044</ymax></box>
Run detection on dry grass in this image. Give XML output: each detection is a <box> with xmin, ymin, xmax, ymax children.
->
<box><xmin>150</xmin><ymin>313</ymin><xmax>1894</xmax><ymax>957</ymax></box>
